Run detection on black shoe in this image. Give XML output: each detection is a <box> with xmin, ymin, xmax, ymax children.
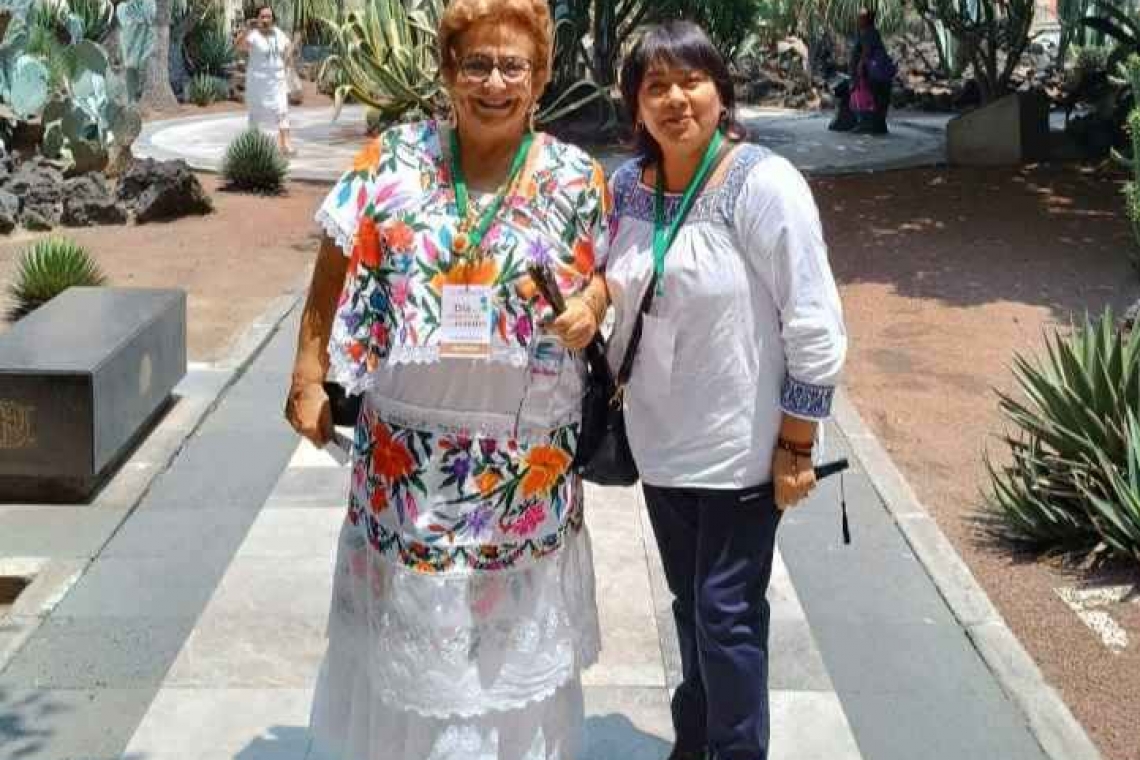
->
<box><xmin>667</xmin><ymin>749</ymin><xmax>707</xmax><ymax>760</ymax></box>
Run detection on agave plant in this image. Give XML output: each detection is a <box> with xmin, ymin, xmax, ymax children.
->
<box><xmin>66</xmin><ymin>0</ymin><xmax>113</xmax><ymax>42</ymax></box>
<box><xmin>185</xmin><ymin>71</ymin><xmax>226</xmax><ymax>105</ymax></box>
<box><xmin>319</xmin><ymin>0</ymin><xmax>445</xmax><ymax>124</ymax></box>
<box><xmin>6</xmin><ymin>237</ymin><xmax>106</xmax><ymax>321</ymax></box>
<box><xmin>985</xmin><ymin>309</ymin><xmax>1140</xmax><ymax>558</ymax></box>
<box><xmin>1081</xmin><ymin>411</ymin><xmax>1140</xmax><ymax>561</ymax></box>
<box><xmin>185</xmin><ymin>19</ymin><xmax>234</xmax><ymax>77</ymax></box>
<box><xmin>222</xmin><ymin>128</ymin><xmax>288</xmax><ymax>192</ymax></box>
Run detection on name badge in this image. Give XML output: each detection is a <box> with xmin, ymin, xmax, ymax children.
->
<box><xmin>440</xmin><ymin>285</ymin><xmax>493</xmax><ymax>359</ymax></box>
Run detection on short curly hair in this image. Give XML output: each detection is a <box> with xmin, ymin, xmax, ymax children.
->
<box><xmin>438</xmin><ymin>0</ymin><xmax>553</xmax><ymax>92</ymax></box>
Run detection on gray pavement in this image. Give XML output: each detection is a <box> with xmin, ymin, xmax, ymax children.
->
<box><xmin>134</xmin><ymin>105</ymin><xmax>950</xmax><ymax>181</ymax></box>
<box><xmin>0</xmin><ymin>303</ymin><xmax>1062</xmax><ymax>760</ymax></box>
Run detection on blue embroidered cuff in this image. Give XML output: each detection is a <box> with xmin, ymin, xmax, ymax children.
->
<box><xmin>780</xmin><ymin>377</ymin><xmax>835</xmax><ymax>420</ymax></box>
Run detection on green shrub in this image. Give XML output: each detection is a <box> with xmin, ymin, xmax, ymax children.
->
<box><xmin>222</xmin><ymin>128</ymin><xmax>289</xmax><ymax>192</ymax></box>
<box><xmin>186</xmin><ymin>23</ymin><xmax>236</xmax><ymax>77</ymax></box>
<box><xmin>985</xmin><ymin>308</ymin><xmax>1140</xmax><ymax>561</ymax></box>
<box><xmin>185</xmin><ymin>73</ymin><xmax>228</xmax><ymax>106</ymax></box>
<box><xmin>6</xmin><ymin>238</ymin><xmax>106</xmax><ymax>321</ymax></box>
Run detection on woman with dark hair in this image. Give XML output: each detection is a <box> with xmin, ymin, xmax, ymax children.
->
<box><xmin>849</xmin><ymin>7</ymin><xmax>892</xmax><ymax>134</ymax></box>
<box><xmin>235</xmin><ymin>4</ymin><xmax>295</xmax><ymax>154</ymax></box>
<box><xmin>603</xmin><ymin>20</ymin><xmax>847</xmax><ymax>760</ymax></box>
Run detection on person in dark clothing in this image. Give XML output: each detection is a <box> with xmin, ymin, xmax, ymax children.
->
<box><xmin>849</xmin><ymin>7</ymin><xmax>891</xmax><ymax>134</ymax></box>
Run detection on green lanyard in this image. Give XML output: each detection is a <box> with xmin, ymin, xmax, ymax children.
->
<box><xmin>653</xmin><ymin>130</ymin><xmax>724</xmax><ymax>294</ymax></box>
<box><xmin>449</xmin><ymin>128</ymin><xmax>534</xmax><ymax>258</ymax></box>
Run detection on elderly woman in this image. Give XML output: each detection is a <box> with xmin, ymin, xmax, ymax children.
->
<box><xmin>602</xmin><ymin>21</ymin><xmax>847</xmax><ymax>760</ymax></box>
<box><xmin>283</xmin><ymin>0</ymin><xmax>609</xmax><ymax>757</ymax></box>
<box><xmin>235</xmin><ymin>4</ymin><xmax>295</xmax><ymax>155</ymax></box>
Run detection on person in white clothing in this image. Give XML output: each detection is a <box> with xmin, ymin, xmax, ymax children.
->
<box><xmin>602</xmin><ymin>21</ymin><xmax>848</xmax><ymax>760</ymax></box>
<box><xmin>235</xmin><ymin>4</ymin><xmax>295</xmax><ymax>155</ymax></box>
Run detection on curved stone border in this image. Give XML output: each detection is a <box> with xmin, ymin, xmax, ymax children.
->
<box><xmin>135</xmin><ymin>105</ymin><xmax>950</xmax><ymax>181</ymax></box>
<box><xmin>832</xmin><ymin>387</ymin><xmax>1104</xmax><ymax>760</ymax></box>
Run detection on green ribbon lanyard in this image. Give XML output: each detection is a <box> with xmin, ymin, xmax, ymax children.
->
<box><xmin>449</xmin><ymin>128</ymin><xmax>534</xmax><ymax>256</ymax></box>
<box><xmin>653</xmin><ymin>130</ymin><xmax>724</xmax><ymax>295</ymax></box>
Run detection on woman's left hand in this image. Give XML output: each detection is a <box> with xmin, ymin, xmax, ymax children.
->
<box><xmin>546</xmin><ymin>297</ymin><xmax>598</xmax><ymax>350</ymax></box>
<box><xmin>772</xmin><ymin>447</ymin><xmax>817</xmax><ymax>510</ymax></box>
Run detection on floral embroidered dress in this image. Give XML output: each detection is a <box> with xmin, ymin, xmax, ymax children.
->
<box><xmin>309</xmin><ymin>120</ymin><xmax>606</xmax><ymax>760</ymax></box>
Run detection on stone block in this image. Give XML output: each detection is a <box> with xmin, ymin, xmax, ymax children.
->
<box><xmin>0</xmin><ymin>287</ymin><xmax>187</xmax><ymax>502</ymax></box>
<box><xmin>947</xmin><ymin>91</ymin><xmax>1050</xmax><ymax>166</ymax></box>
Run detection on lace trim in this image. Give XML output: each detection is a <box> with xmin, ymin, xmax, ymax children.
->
<box><xmin>363</xmin><ymin>394</ymin><xmax>580</xmax><ymax>442</ymax></box>
<box><xmin>315</xmin><ymin>206</ymin><xmax>353</xmax><ymax>255</ymax></box>
<box><xmin>323</xmin><ymin>525</ymin><xmax>601</xmax><ymax>719</ymax></box>
<box><xmin>327</xmin><ymin>343</ymin><xmax>534</xmax><ymax>398</ymax></box>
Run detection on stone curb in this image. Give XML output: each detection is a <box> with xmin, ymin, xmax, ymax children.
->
<box><xmin>832</xmin><ymin>387</ymin><xmax>1104</xmax><ymax>760</ymax></box>
<box><xmin>0</xmin><ymin>279</ymin><xmax>309</xmax><ymax>676</ymax></box>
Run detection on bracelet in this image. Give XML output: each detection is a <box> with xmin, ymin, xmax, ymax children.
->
<box><xmin>777</xmin><ymin>438</ymin><xmax>813</xmax><ymax>457</ymax></box>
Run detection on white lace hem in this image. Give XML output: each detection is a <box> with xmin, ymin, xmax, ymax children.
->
<box><xmin>316</xmin><ymin>206</ymin><xmax>353</xmax><ymax>255</ymax></box>
<box><xmin>319</xmin><ymin>517</ymin><xmax>600</xmax><ymax>720</ymax></box>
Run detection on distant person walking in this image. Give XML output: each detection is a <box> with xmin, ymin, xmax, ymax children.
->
<box><xmin>849</xmin><ymin>7</ymin><xmax>893</xmax><ymax>135</ymax></box>
<box><xmin>235</xmin><ymin>4</ymin><xmax>295</xmax><ymax>155</ymax></box>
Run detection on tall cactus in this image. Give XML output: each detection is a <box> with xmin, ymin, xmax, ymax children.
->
<box><xmin>115</xmin><ymin>0</ymin><xmax>155</xmax><ymax>100</ymax></box>
<box><xmin>0</xmin><ymin>0</ymin><xmax>50</xmax><ymax>119</ymax></box>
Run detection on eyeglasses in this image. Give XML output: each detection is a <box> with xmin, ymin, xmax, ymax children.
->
<box><xmin>457</xmin><ymin>54</ymin><xmax>533</xmax><ymax>84</ymax></box>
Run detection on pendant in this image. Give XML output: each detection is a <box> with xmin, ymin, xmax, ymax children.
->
<box><xmin>452</xmin><ymin>232</ymin><xmax>471</xmax><ymax>257</ymax></box>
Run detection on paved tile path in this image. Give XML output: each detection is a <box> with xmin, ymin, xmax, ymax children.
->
<box><xmin>134</xmin><ymin>105</ymin><xmax>950</xmax><ymax>180</ymax></box>
<box><xmin>1</xmin><ymin>310</ymin><xmax>1053</xmax><ymax>760</ymax></box>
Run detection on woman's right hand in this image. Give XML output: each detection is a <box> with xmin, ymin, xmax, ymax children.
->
<box><xmin>285</xmin><ymin>379</ymin><xmax>333</xmax><ymax>447</ymax></box>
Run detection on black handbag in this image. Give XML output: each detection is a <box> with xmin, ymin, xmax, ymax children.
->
<box><xmin>323</xmin><ymin>380</ymin><xmax>362</xmax><ymax>428</ymax></box>
<box><xmin>573</xmin><ymin>270</ymin><xmax>658</xmax><ymax>486</ymax></box>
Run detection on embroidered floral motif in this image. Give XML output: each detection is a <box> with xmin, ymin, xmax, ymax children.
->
<box><xmin>348</xmin><ymin>405</ymin><xmax>583</xmax><ymax>575</ymax></box>
<box><xmin>317</xmin><ymin>120</ymin><xmax>610</xmax><ymax>395</ymax></box>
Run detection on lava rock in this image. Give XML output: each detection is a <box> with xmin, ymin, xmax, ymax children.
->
<box><xmin>62</xmin><ymin>174</ymin><xmax>128</xmax><ymax>226</ymax></box>
<box><xmin>118</xmin><ymin>157</ymin><xmax>213</xmax><ymax>222</ymax></box>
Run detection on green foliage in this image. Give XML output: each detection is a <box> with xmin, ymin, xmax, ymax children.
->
<box><xmin>0</xmin><ymin>3</ymin><xmax>52</xmax><ymax>121</ymax></box>
<box><xmin>66</xmin><ymin>0</ymin><xmax>113</xmax><ymax>42</ymax></box>
<box><xmin>1113</xmin><ymin>54</ymin><xmax>1140</xmax><ymax>271</ymax></box>
<box><xmin>223</xmin><ymin>128</ymin><xmax>288</xmax><ymax>192</ymax></box>
<box><xmin>6</xmin><ymin>237</ymin><xmax>105</xmax><ymax>321</ymax></box>
<box><xmin>913</xmin><ymin>0</ymin><xmax>1036</xmax><ymax>103</ymax></box>
<box><xmin>115</xmin><ymin>0</ymin><xmax>155</xmax><ymax>100</ymax></box>
<box><xmin>319</xmin><ymin>0</ymin><xmax>445</xmax><ymax>125</ymax></box>
<box><xmin>25</xmin><ymin>13</ymin><xmax>72</xmax><ymax>88</ymax></box>
<box><xmin>1080</xmin><ymin>0</ymin><xmax>1140</xmax><ymax>71</ymax></box>
<box><xmin>985</xmin><ymin>309</ymin><xmax>1140</xmax><ymax>561</ymax></box>
<box><xmin>39</xmin><ymin>39</ymin><xmax>143</xmax><ymax>174</ymax></box>
<box><xmin>185</xmin><ymin>21</ymin><xmax>235</xmax><ymax>76</ymax></box>
<box><xmin>185</xmin><ymin>71</ymin><xmax>227</xmax><ymax>105</ymax></box>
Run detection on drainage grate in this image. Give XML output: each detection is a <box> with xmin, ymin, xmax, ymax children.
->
<box><xmin>0</xmin><ymin>575</ymin><xmax>31</xmax><ymax>617</ymax></box>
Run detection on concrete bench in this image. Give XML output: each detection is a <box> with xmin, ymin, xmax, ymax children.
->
<box><xmin>0</xmin><ymin>287</ymin><xmax>187</xmax><ymax>502</ymax></box>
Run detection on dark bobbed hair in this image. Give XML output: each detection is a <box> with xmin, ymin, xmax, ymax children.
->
<box><xmin>619</xmin><ymin>20</ymin><xmax>746</xmax><ymax>164</ymax></box>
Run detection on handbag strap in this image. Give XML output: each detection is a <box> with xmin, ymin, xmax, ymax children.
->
<box><xmin>615</xmin><ymin>139</ymin><xmax>735</xmax><ymax>391</ymax></box>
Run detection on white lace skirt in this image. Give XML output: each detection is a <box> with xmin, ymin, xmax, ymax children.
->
<box><xmin>309</xmin><ymin>516</ymin><xmax>600</xmax><ymax>760</ymax></box>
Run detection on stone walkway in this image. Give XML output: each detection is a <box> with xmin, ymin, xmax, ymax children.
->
<box><xmin>0</xmin><ymin>305</ymin><xmax>1059</xmax><ymax>760</ymax></box>
<box><xmin>134</xmin><ymin>105</ymin><xmax>950</xmax><ymax>181</ymax></box>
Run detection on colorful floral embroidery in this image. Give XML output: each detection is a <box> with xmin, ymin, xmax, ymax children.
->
<box><xmin>317</xmin><ymin>120</ymin><xmax>610</xmax><ymax>394</ymax></box>
<box><xmin>348</xmin><ymin>406</ymin><xmax>583</xmax><ymax>574</ymax></box>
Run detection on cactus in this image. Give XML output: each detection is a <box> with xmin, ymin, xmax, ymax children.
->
<box><xmin>115</xmin><ymin>0</ymin><xmax>154</xmax><ymax>101</ymax></box>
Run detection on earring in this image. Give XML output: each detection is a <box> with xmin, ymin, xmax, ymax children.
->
<box><xmin>529</xmin><ymin>103</ymin><xmax>538</xmax><ymax>132</ymax></box>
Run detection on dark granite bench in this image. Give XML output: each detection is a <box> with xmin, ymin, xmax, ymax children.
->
<box><xmin>0</xmin><ymin>287</ymin><xmax>187</xmax><ymax>502</ymax></box>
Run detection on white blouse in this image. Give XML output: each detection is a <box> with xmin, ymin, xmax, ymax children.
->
<box><xmin>602</xmin><ymin>144</ymin><xmax>847</xmax><ymax>489</ymax></box>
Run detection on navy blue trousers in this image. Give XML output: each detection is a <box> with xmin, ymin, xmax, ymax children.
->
<box><xmin>643</xmin><ymin>484</ymin><xmax>781</xmax><ymax>760</ymax></box>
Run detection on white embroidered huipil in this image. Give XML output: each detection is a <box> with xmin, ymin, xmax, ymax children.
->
<box><xmin>308</xmin><ymin>122</ymin><xmax>605</xmax><ymax>760</ymax></box>
<box><xmin>603</xmin><ymin>145</ymin><xmax>847</xmax><ymax>489</ymax></box>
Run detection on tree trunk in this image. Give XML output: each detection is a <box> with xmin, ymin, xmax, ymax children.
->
<box><xmin>141</xmin><ymin>0</ymin><xmax>179</xmax><ymax>112</ymax></box>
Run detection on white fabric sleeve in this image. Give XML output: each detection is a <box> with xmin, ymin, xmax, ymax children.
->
<box><xmin>735</xmin><ymin>154</ymin><xmax>848</xmax><ymax>420</ymax></box>
<box><xmin>314</xmin><ymin>141</ymin><xmax>384</xmax><ymax>256</ymax></box>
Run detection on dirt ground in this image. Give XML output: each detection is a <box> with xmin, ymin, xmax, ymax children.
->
<box><xmin>812</xmin><ymin>163</ymin><xmax>1140</xmax><ymax>760</ymax></box>
<box><xmin>0</xmin><ymin>174</ymin><xmax>328</xmax><ymax>361</ymax></box>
